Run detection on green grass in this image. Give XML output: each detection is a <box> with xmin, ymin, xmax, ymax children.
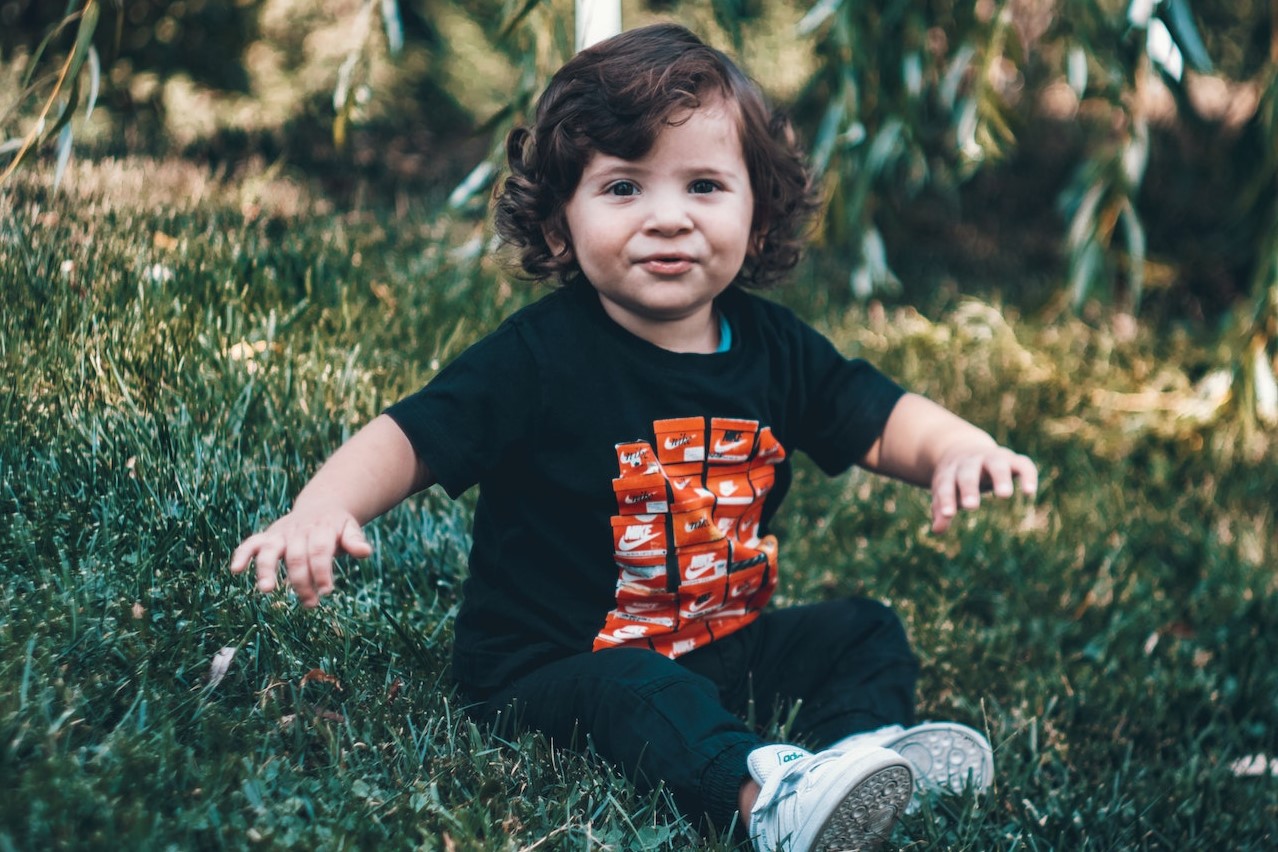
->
<box><xmin>2</xmin><ymin>159</ymin><xmax>1277</xmax><ymax>850</ymax></box>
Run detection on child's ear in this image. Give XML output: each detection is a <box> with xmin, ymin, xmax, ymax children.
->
<box><xmin>544</xmin><ymin>225</ymin><xmax>571</xmax><ymax>259</ymax></box>
<box><xmin>544</xmin><ymin>228</ymin><xmax>564</xmax><ymax>254</ymax></box>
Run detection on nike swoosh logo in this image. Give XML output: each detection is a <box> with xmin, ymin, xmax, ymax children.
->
<box><xmin>684</xmin><ymin>561</ymin><xmax>720</xmax><ymax>580</ymax></box>
<box><xmin>620</xmin><ymin>564</ymin><xmax>665</xmax><ymax>581</ymax></box>
<box><xmin>608</xmin><ymin>625</ymin><xmax>651</xmax><ymax>640</ymax></box>
<box><xmin>663</xmin><ymin>436</ymin><xmax>692</xmax><ymax>450</ymax></box>
<box><xmin>617</xmin><ymin>531</ymin><xmax>663</xmax><ymax>552</ymax></box>
<box><xmin>684</xmin><ymin>595</ymin><xmax>717</xmax><ymax>614</ymax></box>
<box><xmin>713</xmin><ymin>438</ymin><xmax>747</xmax><ymax>454</ymax></box>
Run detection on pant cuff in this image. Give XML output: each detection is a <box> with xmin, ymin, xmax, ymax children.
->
<box><xmin>699</xmin><ymin>738</ymin><xmax>759</xmax><ymax>833</ymax></box>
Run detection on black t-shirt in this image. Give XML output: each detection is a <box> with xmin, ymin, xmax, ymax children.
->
<box><xmin>386</xmin><ymin>281</ymin><xmax>905</xmax><ymax>694</ymax></box>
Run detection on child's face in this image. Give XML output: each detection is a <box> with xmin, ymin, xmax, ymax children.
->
<box><xmin>560</xmin><ymin>100</ymin><xmax>755</xmax><ymax>347</ymax></box>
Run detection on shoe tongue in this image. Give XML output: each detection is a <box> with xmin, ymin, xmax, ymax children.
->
<box><xmin>746</xmin><ymin>744</ymin><xmax>812</xmax><ymax>787</ymax></box>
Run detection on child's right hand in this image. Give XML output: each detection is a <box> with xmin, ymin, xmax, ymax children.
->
<box><xmin>230</xmin><ymin>505</ymin><xmax>374</xmax><ymax>608</ymax></box>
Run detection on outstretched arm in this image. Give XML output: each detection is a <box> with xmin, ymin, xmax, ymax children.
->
<box><xmin>229</xmin><ymin>414</ymin><xmax>433</xmax><ymax>607</ymax></box>
<box><xmin>859</xmin><ymin>393</ymin><xmax>1037</xmax><ymax>533</ymax></box>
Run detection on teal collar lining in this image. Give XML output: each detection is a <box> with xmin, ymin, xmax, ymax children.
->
<box><xmin>716</xmin><ymin>312</ymin><xmax>732</xmax><ymax>353</ymax></box>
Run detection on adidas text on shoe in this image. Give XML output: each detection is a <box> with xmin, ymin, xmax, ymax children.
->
<box><xmin>747</xmin><ymin>743</ymin><xmax>913</xmax><ymax>851</ymax></box>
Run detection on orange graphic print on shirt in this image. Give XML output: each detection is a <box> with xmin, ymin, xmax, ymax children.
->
<box><xmin>594</xmin><ymin>417</ymin><xmax>787</xmax><ymax>658</ymax></box>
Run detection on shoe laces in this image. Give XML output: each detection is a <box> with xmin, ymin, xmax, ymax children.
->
<box><xmin>752</xmin><ymin>749</ymin><xmax>843</xmax><ymax>825</ymax></box>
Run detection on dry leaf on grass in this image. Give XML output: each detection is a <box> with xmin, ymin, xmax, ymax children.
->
<box><xmin>208</xmin><ymin>646</ymin><xmax>237</xmax><ymax>689</ymax></box>
<box><xmin>300</xmin><ymin>668</ymin><xmax>342</xmax><ymax>690</ymax></box>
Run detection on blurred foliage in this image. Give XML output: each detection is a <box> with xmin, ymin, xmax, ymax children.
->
<box><xmin>1</xmin><ymin>0</ymin><xmax>1276</xmax><ymax>428</ymax></box>
<box><xmin>0</xmin><ymin>0</ymin><xmax>256</xmax><ymax>90</ymax></box>
<box><xmin>0</xmin><ymin>0</ymin><xmax>103</xmax><ymax>190</ymax></box>
<box><xmin>0</xmin><ymin>0</ymin><xmax>537</xmax><ymax>196</ymax></box>
<box><xmin>788</xmin><ymin>0</ymin><xmax>1277</xmax><ymax>429</ymax></box>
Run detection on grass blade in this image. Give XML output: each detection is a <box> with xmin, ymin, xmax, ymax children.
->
<box><xmin>1163</xmin><ymin>0</ymin><xmax>1212</xmax><ymax>73</ymax></box>
<box><xmin>85</xmin><ymin>44</ymin><xmax>100</xmax><ymax>119</ymax></box>
<box><xmin>0</xmin><ymin>0</ymin><xmax>99</xmax><ymax>183</ymax></box>
<box><xmin>380</xmin><ymin>0</ymin><xmax>404</xmax><ymax>55</ymax></box>
<box><xmin>52</xmin><ymin>123</ymin><xmax>73</xmax><ymax>192</ymax></box>
<box><xmin>1119</xmin><ymin>198</ymin><xmax>1146</xmax><ymax>309</ymax></box>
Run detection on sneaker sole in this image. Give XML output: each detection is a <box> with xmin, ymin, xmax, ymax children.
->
<box><xmin>809</xmin><ymin>763</ymin><xmax>913</xmax><ymax>852</ymax></box>
<box><xmin>881</xmin><ymin>724</ymin><xmax>993</xmax><ymax>795</ymax></box>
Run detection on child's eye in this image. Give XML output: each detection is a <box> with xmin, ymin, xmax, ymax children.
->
<box><xmin>606</xmin><ymin>181</ymin><xmax>638</xmax><ymax>197</ymax></box>
<box><xmin>689</xmin><ymin>179</ymin><xmax>720</xmax><ymax>194</ymax></box>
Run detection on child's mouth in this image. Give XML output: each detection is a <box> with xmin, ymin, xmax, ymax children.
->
<box><xmin>639</xmin><ymin>256</ymin><xmax>695</xmax><ymax>275</ymax></box>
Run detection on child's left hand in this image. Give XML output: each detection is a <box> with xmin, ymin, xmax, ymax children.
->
<box><xmin>929</xmin><ymin>443</ymin><xmax>1037</xmax><ymax>533</ymax></box>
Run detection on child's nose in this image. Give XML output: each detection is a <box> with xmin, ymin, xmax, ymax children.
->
<box><xmin>642</xmin><ymin>198</ymin><xmax>694</xmax><ymax>235</ymax></box>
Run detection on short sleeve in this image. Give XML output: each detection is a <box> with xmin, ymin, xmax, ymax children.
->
<box><xmin>791</xmin><ymin>324</ymin><xmax>906</xmax><ymax>476</ymax></box>
<box><xmin>384</xmin><ymin>323</ymin><xmax>541</xmax><ymax>499</ymax></box>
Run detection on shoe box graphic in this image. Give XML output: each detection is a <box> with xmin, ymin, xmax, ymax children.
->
<box><xmin>595</xmin><ymin>416</ymin><xmax>786</xmax><ymax>656</ymax></box>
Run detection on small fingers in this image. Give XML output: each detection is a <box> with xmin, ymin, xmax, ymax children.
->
<box><xmin>229</xmin><ymin>535</ymin><xmax>260</xmax><ymax>575</ymax></box>
<box><xmin>253</xmin><ymin>540</ymin><xmax>284</xmax><ymax>594</ymax></box>
<box><xmin>932</xmin><ymin>448</ymin><xmax>1039</xmax><ymax>534</ymax></box>
<box><xmin>1012</xmin><ymin>453</ymin><xmax>1039</xmax><ymax>495</ymax></box>
<box><xmin>232</xmin><ymin>512</ymin><xmax>363</xmax><ymax>607</ymax></box>
<box><xmin>955</xmin><ymin>457</ymin><xmax>985</xmax><ymax>510</ymax></box>
<box><xmin>283</xmin><ymin>536</ymin><xmax>324</xmax><ymax>609</ymax></box>
<box><xmin>306</xmin><ymin>530</ymin><xmax>338</xmax><ymax>599</ymax></box>
<box><xmin>230</xmin><ymin>531</ymin><xmax>285</xmax><ymax>593</ymax></box>
<box><xmin>338</xmin><ymin>518</ymin><xmax>372</xmax><ymax>559</ymax></box>
<box><xmin>985</xmin><ymin>454</ymin><xmax>1016</xmax><ymax>499</ymax></box>
<box><xmin>931</xmin><ymin>462</ymin><xmax>959</xmax><ymax>533</ymax></box>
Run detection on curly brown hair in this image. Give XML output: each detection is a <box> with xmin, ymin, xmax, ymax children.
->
<box><xmin>493</xmin><ymin>23</ymin><xmax>820</xmax><ymax>289</ymax></box>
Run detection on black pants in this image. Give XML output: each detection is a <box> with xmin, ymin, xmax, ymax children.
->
<box><xmin>470</xmin><ymin>597</ymin><xmax>919</xmax><ymax>831</ymax></box>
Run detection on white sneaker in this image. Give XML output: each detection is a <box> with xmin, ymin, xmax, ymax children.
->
<box><xmin>747</xmin><ymin>743</ymin><xmax>913</xmax><ymax>851</ymax></box>
<box><xmin>831</xmin><ymin>722</ymin><xmax>994</xmax><ymax>800</ymax></box>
